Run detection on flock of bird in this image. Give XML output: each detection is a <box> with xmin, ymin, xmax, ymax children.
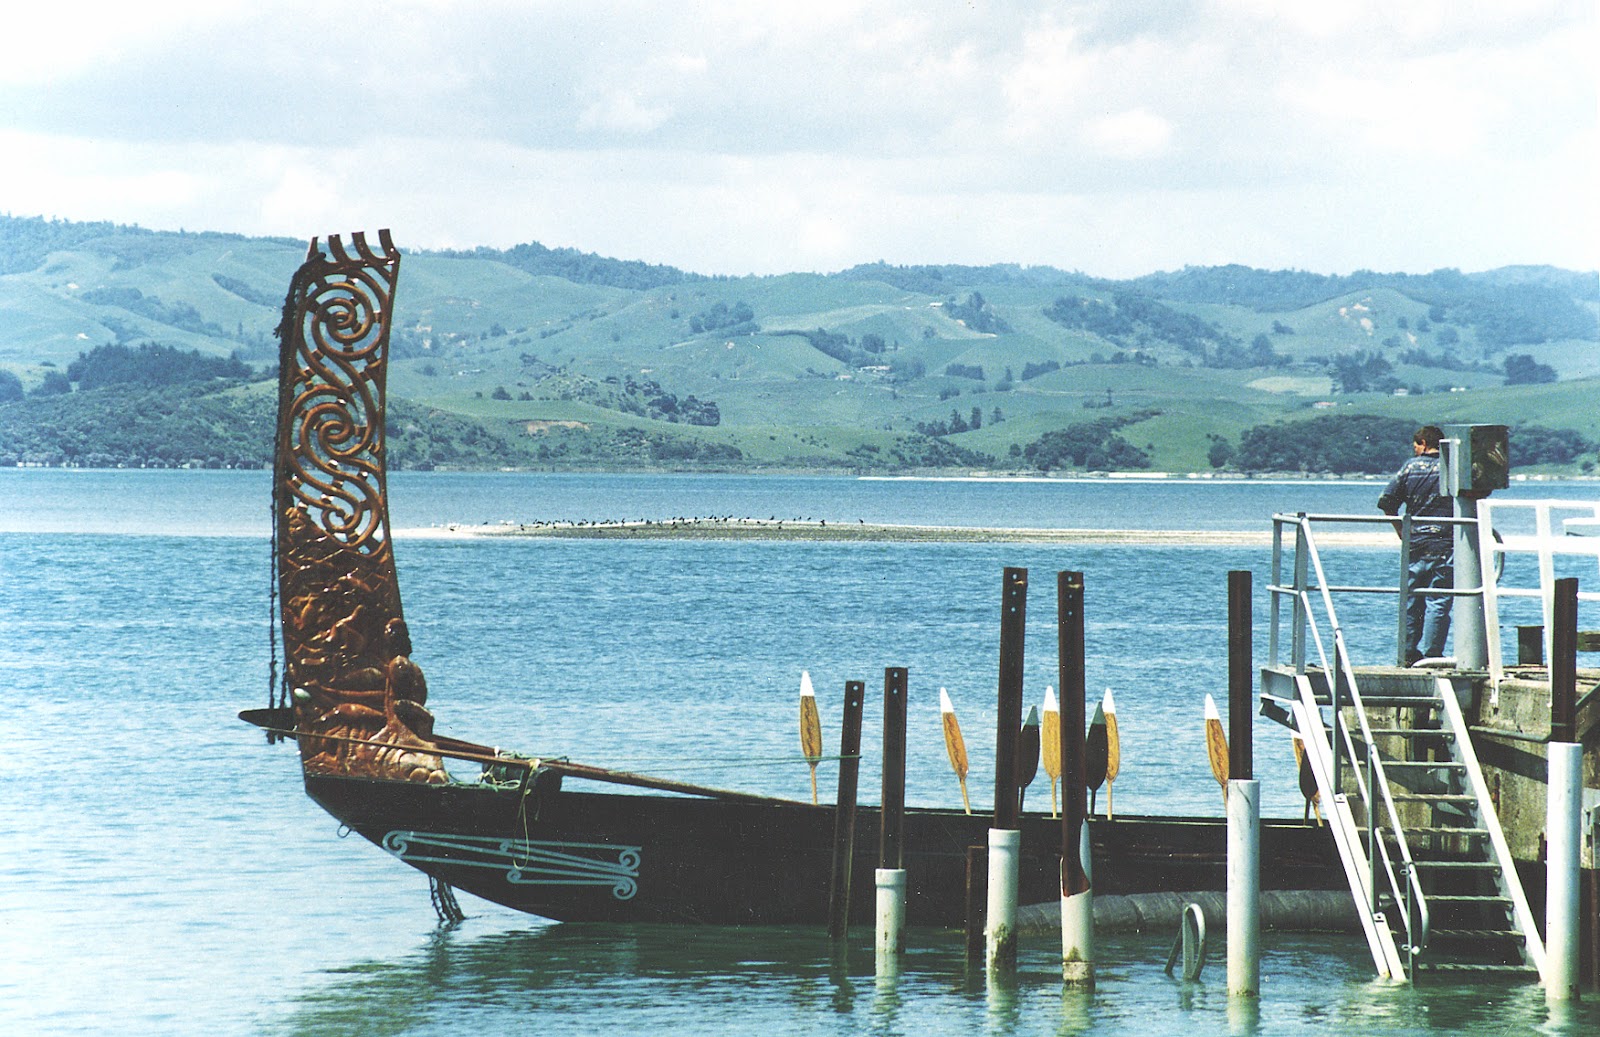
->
<box><xmin>465</xmin><ymin>515</ymin><xmax>863</xmax><ymax>531</ymax></box>
<box><xmin>797</xmin><ymin>674</ymin><xmax>1321</xmax><ymax>822</ymax></box>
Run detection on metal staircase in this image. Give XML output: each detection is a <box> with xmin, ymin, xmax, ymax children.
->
<box><xmin>1262</xmin><ymin>513</ymin><xmax>1547</xmax><ymax>982</ymax></box>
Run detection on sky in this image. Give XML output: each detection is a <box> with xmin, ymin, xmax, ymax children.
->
<box><xmin>2</xmin><ymin>1</ymin><xmax>1595</xmax><ymax>279</ymax></box>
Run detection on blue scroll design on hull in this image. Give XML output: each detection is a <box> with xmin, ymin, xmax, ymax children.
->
<box><xmin>382</xmin><ymin>830</ymin><xmax>641</xmax><ymax>900</ymax></box>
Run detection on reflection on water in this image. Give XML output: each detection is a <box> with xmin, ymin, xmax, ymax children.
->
<box><xmin>266</xmin><ymin>923</ymin><xmax>1597</xmax><ymax>1036</ymax></box>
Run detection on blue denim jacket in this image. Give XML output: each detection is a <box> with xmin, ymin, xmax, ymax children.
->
<box><xmin>1377</xmin><ymin>453</ymin><xmax>1452</xmax><ymax>555</ymax></box>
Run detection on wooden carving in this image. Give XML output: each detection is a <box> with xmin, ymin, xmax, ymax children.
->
<box><xmin>274</xmin><ymin>231</ymin><xmax>446</xmax><ymax>784</ymax></box>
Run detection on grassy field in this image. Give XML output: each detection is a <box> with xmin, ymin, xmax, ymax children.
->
<box><xmin>2</xmin><ymin>219</ymin><xmax>1595</xmax><ymax>473</ymax></box>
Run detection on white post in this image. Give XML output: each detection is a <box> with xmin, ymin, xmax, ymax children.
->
<box><xmin>875</xmin><ymin>868</ymin><xmax>906</xmax><ymax>968</ymax></box>
<box><xmin>985</xmin><ymin>828</ymin><xmax>1020</xmax><ymax>974</ymax></box>
<box><xmin>1061</xmin><ymin>825</ymin><xmax>1094</xmax><ymax>986</ymax></box>
<box><xmin>1228</xmin><ymin>778</ymin><xmax>1261</xmax><ymax>997</ymax></box>
<box><xmin>1545</xmin><ymin>742</ymin><xmax>1582</xmax><ymax>1001</ymax></box>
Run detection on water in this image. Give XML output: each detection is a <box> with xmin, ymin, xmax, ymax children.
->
<box><xmin>1</xmin><ymin>471</ymin><xmax>1594</xmax><ymax>1035</ymax></box>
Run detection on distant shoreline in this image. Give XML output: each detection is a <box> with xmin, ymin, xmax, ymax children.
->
<box><xmin>403</xmin><ymin>518</ymin><xmax>1392</xmax><ymax>546</ymax></box>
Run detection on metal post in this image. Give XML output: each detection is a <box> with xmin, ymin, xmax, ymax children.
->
<box><xmin>985</xmin><ymin>828</ymin><xmax>1020</xmax><ymax>975</ymax></box>
<box><xmin>875</xmin><ymin>868</ymin><xmax>906</xmax><ymax>964</ymax></box>
<box><xmin>993</xmin><ymin>567</ymin><xmax>1028</xmax><ymax>831</ymax></box>
<box><xmin>1397</xmin><ymin>513</ymin><xmax>1413</xmax><ymax>667</ymax></box>
<box><xmin>1547</xmin><ymin>742</ymin><xmax>1583</xmax><ymax>1001</ymax></box>
<box><xmin>1227</xmin><ymin>779</ymin><xmax>1261</xmax><ymax>997</ymax></box>
<box><xmin>1292</xmin><ymin>517</ymin><xmax>1309</xmax><ymax>671</ymax></box>
<box><xmin>1452</xmin><ymin>500</ymin><xmax>1486</xmax><ymax>668</ymax></box>
<box><xmin>1331</xmin><ymin>643</ymin><xmax>1345</xmax><ymax>800</ymax></box>
<box><xmin>827</xmin><ymin>680</ymin><xmax>865</xmax><ymax>940</ymax></box>
<box><xmin>1058</xmin><ymin>571</ymin><xmax>1093</xmax><ymax>986</ymax></box>
<box><xmin>1269</xmin><ymin>519</ymin><xmax>1284</xmax><ymax>666</ymax></box>
<box><xmin>1227</xmin><ymin>570</ymin><xmax>1253</xmax><ymax>782</ymax></box>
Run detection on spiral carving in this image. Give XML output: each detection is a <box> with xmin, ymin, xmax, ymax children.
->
<box><xmin>278</xmin><ymin>231</ymin><xmax>400</xmax><ymax>553</ymax></box>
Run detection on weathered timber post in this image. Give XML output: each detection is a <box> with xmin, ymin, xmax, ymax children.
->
<box><xmin>1059</xmin><ymin>570</ymin><xmax>1093</xmax><ymax>987</ymax></box>
<box><xmin>828</xmin><ymin>679</ymin><xmax>865</xmax><ymax>940</ymax></box>
<box><xmin>876</xmin><ymin>667</ymin><xmax>908</xmax><ymax>966</ymax></box>
<box><xmin>987</xmin><ymin>567</ymin><xmax>1027</xmax><ymax>976</ymax></box>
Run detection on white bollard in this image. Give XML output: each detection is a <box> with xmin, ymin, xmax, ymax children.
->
<box><xmin>1227</xmin><ymin>778</ymin><xmax>1261</xmax><ymax>998</ymax></box>
<box><xmin>1545</xmin><ymin>742</ymin><xmax>1582</xmax><ymax>1001</ymax></box>
<box><xmin>875</xmin><ymin>868</ymin><xmax>906</xmax><ymax>966</ymax></box>
<box><xmin>986</xmin><ymin>828</ymin><xmax>1021</xmax><ymax>973</ymax></box>
<box><xmin>1061</xmin><ymin>825</ymin><xmax>1094</xmax><ymax>986</ymax></box>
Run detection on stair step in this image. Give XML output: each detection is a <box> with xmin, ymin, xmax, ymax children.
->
<box><xmin>1390</xmin><ymin>793</ymin><xmax>1477</xmax><ymax>804</ymax></box>
<box><xmin>1412</xmin><ymin>859</ymin><xmax>1501</xmax><ymax>870</ymax></box>
<box><xmin>1383</xmin><ymin>826</ymin><xmax>1488</xmax><ymax>838</ymax></box>
<box><xmin>1429</xmin><ymin>929</ymin><xmax>1524</xmax><ymax>941</ymax></box>
<box><xmin>1315</xmin><ymin>695</ymin><xmax>1440</xmax><ymax>708</ymax></box>
<box><xmin>1427</xmin><ymin>894</ymin><xmax>1512</xmax><ymax>904</ymax></box>
<box><xmin>1383</xmin><ymin>761</ymin><xmax>1466</xmax><ymax>770</ymax></box>
<box><xmin>1416</xmin><ymin>962</ymin><xmax>1539</xmax><ymax>975</ymax></box>
<box><xmin>1362</xmin><ymin>727</ymin><xmax>1454</xmax><ymax>739</ymax></box>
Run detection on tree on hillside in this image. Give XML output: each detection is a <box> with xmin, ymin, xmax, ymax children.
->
<box><xmin>1503</xmin><ymin>353</ymin><xmax>1557</xmax><ymax>385</ymax></box>
<box><xmin>0</xmin><ymin>370</ymin><xmax>23</xmax><ymax>403</ymax></box>
<box><xmin>33</xmin><ymin>371</ymin><xmax>71</xmax><ymax>397</ymax></box>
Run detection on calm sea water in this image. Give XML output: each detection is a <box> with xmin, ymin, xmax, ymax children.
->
<box><xmin>1</xmin><ymin>470</ymin><xmax>1594</xmax><ymax>1035</ymax></box>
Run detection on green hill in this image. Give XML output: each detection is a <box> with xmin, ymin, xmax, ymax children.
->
<box><xmin>2</xmin><ymin>214</ymin><xmax>1596</xmax><ymax>475</ymax></box>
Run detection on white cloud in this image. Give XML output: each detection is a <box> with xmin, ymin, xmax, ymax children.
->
<box><xmin>0</xmin><ymin>1</ymin><xmax>1593</xmax><ymax>276</ymax></box>
<box><xmin>1083</xmin><ymin>109</ymin><xmax>1173</xmax><ymax>159</ymax></box>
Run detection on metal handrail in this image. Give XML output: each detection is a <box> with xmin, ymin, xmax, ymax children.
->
<box><xmin>1270</xmin><ymin>513</ymin><xmax>1431</xmax><ymax>968</ymax></box>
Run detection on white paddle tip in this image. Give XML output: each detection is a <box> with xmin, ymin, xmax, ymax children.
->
<box><xmin>800</xmin><ymin>670</ymin><xmax>815</xmax><ymax>698</ymax></box>
<box><xmin>1043</xmin><ymin>685</ymin><xmax>1058</xmax><ymax>712</ymax></box>
<box><xmin>1204</xmin><ymin>693</ymin><xmax>1220</xmax><ymax>721</ymax></box>
<box><xmin>939</xmin><ymin>687</ymin><xmax>955</xmax><ymax>713</ymax></box>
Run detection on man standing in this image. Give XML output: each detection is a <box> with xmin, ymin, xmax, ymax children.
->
<box><xmin>1378</xmin><ymin>425</ymin><xmax>1453</xmax><ymax>665</ymax></box>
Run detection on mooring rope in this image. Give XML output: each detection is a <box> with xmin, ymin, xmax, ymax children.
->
<box><xmin>429</xmin><ymin>875</ymin><xmax>465</xmax><ymax>926</ymax></box>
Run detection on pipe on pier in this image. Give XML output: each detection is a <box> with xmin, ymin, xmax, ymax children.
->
<box><xmin>1227</xmin><ymin>779</ymin><xmax>1261</xmax><ymax>998</ymax></box>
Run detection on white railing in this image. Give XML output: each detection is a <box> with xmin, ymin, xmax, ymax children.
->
<box><xmin>1477</xmin><ymin>499</ymin><xmax>1600</xmax><ymax>691</ymax></box>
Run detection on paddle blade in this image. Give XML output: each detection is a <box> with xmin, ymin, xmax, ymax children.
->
<box><xmin>940</xmin><ymin>687</ymin><xmax>969</xmax><ymax>778</ymax></box>
<box><xmin>1102</xmin><ymin>688</ymin><xmax>1120</xmax><ymax>784</ymax></box>
<box><xmin>1204</xmin><ymin>693</ymin><xmax>1229</xmax><ymax>789</ymax></box>
<box><xmin>1041</xmin><ymin>685</ymin><xmax>1061</xmax><ymax>782</ymax></box>
<box><xmin>1085</xmin><ymin>701</ymin><xmax>1108</xmax><ymax>793</ymax></box>
<box><xmin>799</xmin><ymin>671</ymin><xmax>822</xmax><ymax>763</ymax></box>
<box><xmin>1017</xmin><ymin>705</ymin><xmax>1040</xmax><ymax>791</ymax></box>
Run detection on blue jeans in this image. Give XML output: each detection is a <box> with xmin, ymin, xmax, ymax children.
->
<box><xmin>1405</xmin><ymin>552</ymin><xmax>1453</xmax><ymax>663</ymax></box>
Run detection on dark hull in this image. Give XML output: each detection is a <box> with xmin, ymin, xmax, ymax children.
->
<box><xmin>305</xmin><ymin>774</ymin><xmax>1343</xmax><ymax>926</ymax></box>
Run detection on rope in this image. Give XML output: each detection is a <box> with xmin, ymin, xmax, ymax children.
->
<box><xmin>429</xmin><ymin>875</ymin><xmax>465</xmax><ymax>926</ymax></box>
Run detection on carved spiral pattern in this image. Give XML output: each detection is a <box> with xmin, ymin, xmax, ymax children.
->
<box><xmin>279</xmin><ymin>233</ymin><xmax>401</xmax><ymax>553</ymax></box>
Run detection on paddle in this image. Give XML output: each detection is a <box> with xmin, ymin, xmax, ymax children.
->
<box><xmin>1292</xmin><ymin>732</ymin><xmax>1322</xmax><ymax>825</ymax></box>
<box><xmin>940</xmin><ymin>687</ymin><xmax>972</xmax><ymax>814</ymax></box>
<box><xmin>799</xmin><ymin>670</ymin><xmax>822</xmax><ymax>805</ymax></box>
<box><xmin>1204</xmin><ymin>693</ymin><xmax>1229</xmax><ymax>809</ymax></box>
<box><xmin>1017</xmin><ymin>705</ymin><xmax>1040</xmax><ymax>813</ymax></box>
<box><xmin>1102</xmin><ymin>688</ymin><xmax>1120</xmax><ymax>820</ymax></box>
<box><xmin>1041</xmin><ymin>686</ymin><xmax>1061</xmax><ymax>818</ymax></box>
<box><xmin>1086</xmin><ymin>701</ymin><xmax>1108</xmax><ymax>815</ymax></box>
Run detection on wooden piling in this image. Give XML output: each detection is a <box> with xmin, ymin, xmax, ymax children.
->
<box><xmin>879</xmin><ymin>667</ymin><xmax>908</xmax><ymax>870</ymax></box>
<box><xmin>1058</xmin><ymin>571</ymin><xmax>1093</xmax><ymax>984</ymax></box>
<box><xmin>993</xmin><ymin>567</ymin><xmax>1028</xmax><ymax>831</ymax></box>
<box><xmin>1550</xmin><ymin>577</ymin><xmax>1577</xmax><ymax>744</ymax></box>
<box><xmin>827</xmin><ymin>679</ymin><xmax>865</xmax><ymax>940</ymax></box>
<box><xmin>965</xmin><ymin>845</ymin><xmax>985</xmax><ymax>963</ymax></box>
<box><xmin>1059</xmin><ymin>571</ymin><xmax>1089</xmax><ymax>896</ymax></box>
<box><xmin>1228</xmin><ymin>569</ymin><xmax>1253</xmax><ymax>781</ymax></box>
